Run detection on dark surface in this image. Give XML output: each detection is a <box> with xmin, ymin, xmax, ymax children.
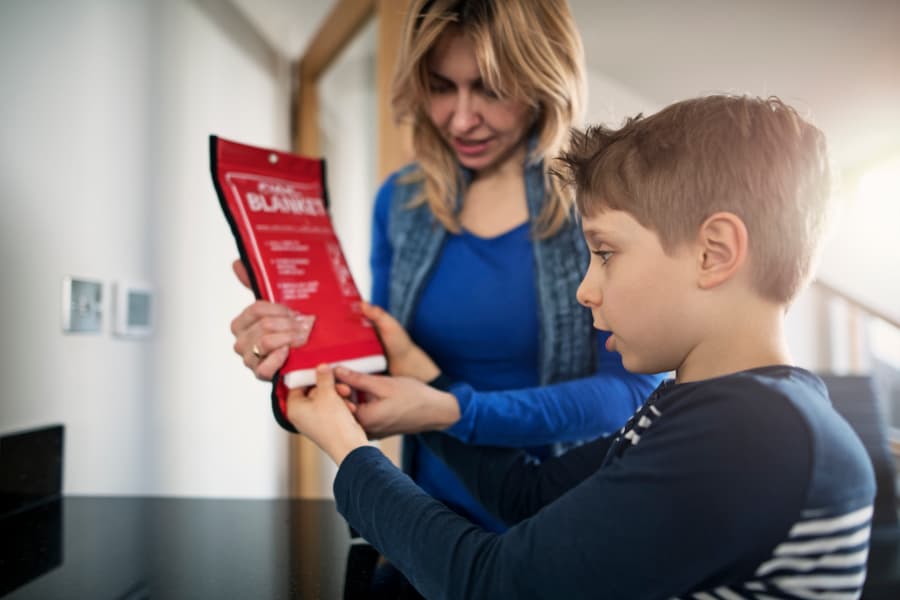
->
<box><xmin>0</xmin><ymin>425</ymin><xmax>63</xmax><ymax>519</ymax></box>
<box><xmin>1</xmin><ymin>495</ymin><xmax>384</xmax><ymax>599</ymax></box>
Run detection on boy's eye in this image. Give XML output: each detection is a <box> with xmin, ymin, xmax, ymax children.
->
<box><xmin>592</xmin><ymin>250</ymin><xmax>614</xmax><ymax>265</ymax></box>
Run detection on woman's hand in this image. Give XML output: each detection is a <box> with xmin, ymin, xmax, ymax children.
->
<box><xmin>230</xmin><ymin>259</ymin><xmax>313</xmax><ymax>381</ymax></box>
<box><xmin>287</xmin><ymin>365</ymin><xmax>368</xmax><ymax>465</ymax></box>
<box><xmin>361</xmin><ymin>302</ymin><xmax>440</xmax><ymax>382</ymax></box>
<box><xmin>334</xmin><ymin>367</ymin><xmax>461</xmax><ymax>439</ymax></box>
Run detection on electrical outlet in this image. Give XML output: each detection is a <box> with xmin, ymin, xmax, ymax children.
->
<box><xmin>61</xmin><ymin>277</ymin><xmax>102</xmax><ymax>333</ymax></box>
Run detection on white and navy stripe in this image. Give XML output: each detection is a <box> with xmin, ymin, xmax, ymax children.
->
<box><xmin>682</xmin><ymin>505</ymin><xmax>873</xmax><ymax>599</ymax></box>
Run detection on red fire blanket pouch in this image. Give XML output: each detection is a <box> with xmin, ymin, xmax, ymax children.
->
<box><xmin>210</xmin><ymin>135</ymin><xmax>386</xmax><ymax>432</ymax></box>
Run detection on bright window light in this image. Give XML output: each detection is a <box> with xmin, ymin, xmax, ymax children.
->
<box><xmin>857</xmin><ymin>155</ymin><xmax>900</xmax><ymax>208</ymax></box>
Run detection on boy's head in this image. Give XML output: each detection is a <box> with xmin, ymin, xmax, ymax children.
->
<box><xmin>558</xmin><ymin>95</ymin><xmax>832</xmax><ymax>305</ymax></box>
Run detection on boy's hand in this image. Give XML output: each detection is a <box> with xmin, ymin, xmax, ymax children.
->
<box><xmin>361</xmin><ymin>302</ymin><xmax>440</xmax><ymax>382</ymax></box>
<box><xmin>286</xmin><ymin>365</ymin><xmax>369</xmax><ymax>465</ymax></box>
<box><xmin>334</xmin><ymin>367</ymin><xmax>460</xmax><ymax>439</ymax></box>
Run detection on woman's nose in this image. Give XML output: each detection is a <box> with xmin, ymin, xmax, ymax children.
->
<box><xmin>450</xmin><ymin>92</ymin><xmax>481</xmax><ymax>132</ymax></box>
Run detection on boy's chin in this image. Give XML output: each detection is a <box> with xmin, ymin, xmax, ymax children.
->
<box><xmin>620</xmin><ymin>354</ymin><xmax>668</xmax><ymax>375</ymax></box>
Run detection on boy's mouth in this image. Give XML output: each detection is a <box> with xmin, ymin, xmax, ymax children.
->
<box><xmin>605</xmin><ymin>333</ymin><xmax>616</xmax><ymax>353</ymax></box>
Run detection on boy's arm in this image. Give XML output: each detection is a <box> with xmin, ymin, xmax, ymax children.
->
<box><xmin>334</xmin><ymin>390</ymin><xmax>815</xmax><ymax>600</ymax></box>
<box><xmin>419</xmin><ymin>431</ymin><xmax>614</xmax><ymax>524</ymax></box>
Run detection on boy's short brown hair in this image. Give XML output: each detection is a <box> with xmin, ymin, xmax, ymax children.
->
<box><xmin>556</xmin><ymin>95</ymin><xmax>832</xmax><ymax>304</ymax></box>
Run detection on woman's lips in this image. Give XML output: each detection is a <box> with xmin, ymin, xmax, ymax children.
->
<box><xmin>453</xmin><ymin>136</ymin><xmax>491</xmax><ymax>156</ymax></box>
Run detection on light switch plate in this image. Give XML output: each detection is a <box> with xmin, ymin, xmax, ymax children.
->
<box><xmin>61</xmin><ymin>277</ymin><xmax>102</xmax><ymax>333</ymax></box>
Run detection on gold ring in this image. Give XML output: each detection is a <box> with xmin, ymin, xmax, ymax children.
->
<box><xmin>252</xmin><ymin>344</ymin><xmax>264</xmax><ymax>359</ymax></box>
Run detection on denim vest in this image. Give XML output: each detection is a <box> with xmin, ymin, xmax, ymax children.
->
<box><xmin>386</xmin><ymin>160</ymin><xmax>596</xmax><ymax>386</ymax></box>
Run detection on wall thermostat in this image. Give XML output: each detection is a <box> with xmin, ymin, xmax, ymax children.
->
<box><xmin>113</xmin><ymin>281</ymin><xmax>153</xmax><ymax>338</ymax></box>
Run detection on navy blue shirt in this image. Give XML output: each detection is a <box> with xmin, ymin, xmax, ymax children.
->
<box><xmin>334</xmin><ymin>367</ymin><xmax>876</xmax><ymax>599</ymax></box>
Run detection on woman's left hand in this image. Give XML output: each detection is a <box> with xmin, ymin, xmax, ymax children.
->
<box><xmin>361</xmin><ymin>302</ymin><xmax>440</xmax><ymax>382</ymax></box>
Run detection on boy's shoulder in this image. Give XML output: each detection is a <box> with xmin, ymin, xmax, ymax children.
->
<box><xmin>666</xmin><ymin>365</ymin><xmax>826</xmax><ymax>406</ymax></box>
<box><xmin>660</xmin><ymin>366</ymin><xmax>874</xmax><ymax>498</ymax></box>
<box><xmin>659</xmin><ymin>365</ymin><xmax>826</xmax><ymax>409</ymax></box>
<box><xmin>654</xmin><ymin>367</ymin><xmax>853</xmax><ymax>458</ymax></box>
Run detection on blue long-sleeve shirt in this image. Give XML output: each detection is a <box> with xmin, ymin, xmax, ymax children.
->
<box><xmin>369</xmin><ymin>172</ymin><xmax>662</xmax><ymax>528</ymax></box>
<box><xmin>334</xmin><ymin>367</ymin><xmax>875</xmax><ymax>599</ymax></box>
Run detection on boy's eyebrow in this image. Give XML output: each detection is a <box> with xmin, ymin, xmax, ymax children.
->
<box><xmin>581</xmin><ymin>224</ymin><xmax>611</xmax><ymax>238</ymax></box>
<box><xmin>582</xmin><ymin>224</ymin><xmax>623</xmax><ymax>247</ymax></box>
<box><xmin>582</xmin><ymin>232</ymin><xmax>611</xmax><ymax>249</ymax></box>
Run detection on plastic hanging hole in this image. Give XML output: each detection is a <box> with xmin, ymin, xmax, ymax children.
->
<box><xmin>268</xmin><ymin>153</ymin><xmax>279</xmax><ymax>164</ymax></box>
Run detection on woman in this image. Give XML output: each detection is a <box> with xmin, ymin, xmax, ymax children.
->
<box><xmin>230</xmin><ymin>0</ymin><xmax>661</xmax><ymax>532</ymax></box>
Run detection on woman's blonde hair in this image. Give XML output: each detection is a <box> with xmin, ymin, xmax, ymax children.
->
<box><xmin>392</xmin><ymin>0</ymin><xmax>585</xmax><ymax>237</ymax></box>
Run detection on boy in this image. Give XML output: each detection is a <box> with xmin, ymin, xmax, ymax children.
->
<box><xmin>287</xmin><ymin>95</ymin><xmax>875</xmax><ymax>599</ymax></box>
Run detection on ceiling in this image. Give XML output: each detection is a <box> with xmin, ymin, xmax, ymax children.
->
<box><xmin>231</xmin><ymin>0</ymin><xmax>900</xmax><ymax>171</ymax></box>
<box><xmin>229</xmin><ymin>0</ymin><xmax>333</xmax><ymax>59</ymax></box>
<box><xmin>567</xmin><ymin>0</ymin><xmax>900</xmax><ymax>171</ymax></box>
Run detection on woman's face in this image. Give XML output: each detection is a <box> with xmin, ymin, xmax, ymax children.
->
<box><xmin>426</xmin><ymin>29</ymin><xmax>533</xmax><ymax>173</ymax></box>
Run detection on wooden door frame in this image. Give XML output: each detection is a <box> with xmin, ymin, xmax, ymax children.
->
<box><xmin>290</xmin><ymin>0</ymin><xmax>410</xmax><ymax>498</ymax></box>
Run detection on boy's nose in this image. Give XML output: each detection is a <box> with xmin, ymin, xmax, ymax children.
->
<box><xmin>576</xmin><ymin>278</ymin><xmax>601</xmax><ymax>309</ymax></box>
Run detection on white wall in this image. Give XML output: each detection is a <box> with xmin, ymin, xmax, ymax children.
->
<box><xmin>585</xmin><ymin>70</ymin><xmax>662</xmax><ymax>128</ymax></box>
<box><xmin>1</xmin><ymin>0</ymin><xmax>153</xmax><ymax>495</ymax></box>
<box><xmin>0</xmin><ymin>0</ymin><xmax>294</xmax><ymax>497</ymax></box>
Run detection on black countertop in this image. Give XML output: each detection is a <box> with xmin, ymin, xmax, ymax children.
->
<box><xmin>1</xmin><ymin>495</ymin><xmax>385</xmax><ymax>599</ymax></box>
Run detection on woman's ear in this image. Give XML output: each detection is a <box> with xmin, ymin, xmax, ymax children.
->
<box><xmin>695</xmin><ymin>212</ymin><xmax>749</xmax><ymax>289</ymax></box>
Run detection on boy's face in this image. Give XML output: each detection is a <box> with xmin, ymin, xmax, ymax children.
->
<box><xmin>576</xmin><ymin>206</ymin><xmax>699</xmax><ymax>375</ymax></box>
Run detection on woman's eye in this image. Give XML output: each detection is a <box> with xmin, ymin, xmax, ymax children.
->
<box><xmin>480</xmin><ymin>87</ymin><xmax>499</xmax><ymax>100</ymax></box>
<box><xmin>475</xmin><ymin>82</ymin><xmax>499</xmax><ymax>99</ymax></box>
<box><xmin>427</xmin><ymin>79</ymin><xmax>452</xmax><ymax>94</ymax></box>
<box><xmin>593</xmin><ymin>250</ymin><xmax>614</xmax><ymax>265</ymax></box>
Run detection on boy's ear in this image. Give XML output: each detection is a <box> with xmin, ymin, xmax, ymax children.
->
<box><xmin>695</xmin><ymin>212</ymin><xmax>748</xmax><ymax>289</ymax></box>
